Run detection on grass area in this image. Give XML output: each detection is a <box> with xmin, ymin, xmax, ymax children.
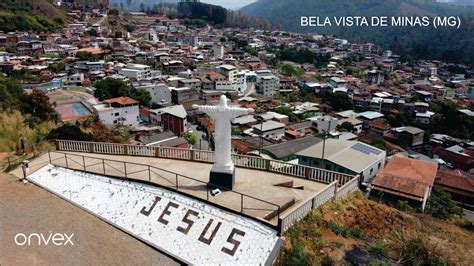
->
<box><xmin>277</xmin><ymin>191</ymin><xmax>474</xmax><ymax>265</ymax></box>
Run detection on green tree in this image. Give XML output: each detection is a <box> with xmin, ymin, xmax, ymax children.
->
<box><xmin>426</xmin><ymin>188</ymin><xmax>463</xmax><ymax>220</ymax></box>
<box><xmin>75</xmin><ymin>51</ymin><xmax>99</xmax><ymax>61</ymax></box>
<box><xmin>181</xmin><ymin>132</ymin><xmax>197</xmax><ymax>147</ymax></box>
<box><xmin>339</xmin><ymin>121</ymin><xmax>354</xmax><ymax>132</ymax></box>
<box><xmin>0</xmin><ymin>77</ymin><xmax>24</xmax><ymax>110</ymax></box>
<box><xmin>94</xmin><ymin>78</ymin><xmax>131</xmax><ymax>100</ymax></box>
<box><xmin>320</xmin><ymin>91</ymin><xmax>354</xmax><ymax>112</ymax></box>
<box><xmin>129</xmin><ymin>87</ymin><xmax>152</xmax><ymax>108</ymax></box>
<box><xmin>281</xmin><ymin>63</ymin><xmax>304</xmax><ymax>77</ymax></box>
<box><xmin>47</xmin><ymin>124</ymin><xmax>92</xmax><ymax>141</ymax></box>
<box><xmin>22</xmin><ymin>89</ymin><xmax>56</xmax><ymax>121</ymax></box>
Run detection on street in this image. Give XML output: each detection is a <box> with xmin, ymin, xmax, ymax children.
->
<box><xmin>189</xmin><ymin>124</ymin><xmax>210</xmax><ymax>150</ymax></box>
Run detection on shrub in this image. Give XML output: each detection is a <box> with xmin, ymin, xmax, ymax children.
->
<box><xmin>426</xmin><ymin>188</ymin><xmax>463</xmax><ymax>220</ymax></box>
<box><xmin>368</xmin><ymin>242</ymin><xmax>389</xmax><ymax>258</ymax></box>
<box><xmin>281</xmin><ymin>242</ymin><xmax>311</xmax><ymax>266</ymax></box>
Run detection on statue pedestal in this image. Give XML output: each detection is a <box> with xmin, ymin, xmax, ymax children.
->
<box><xmin>208</xmin><ymin>165</ymin><xmax>235</xmax><ymax>191</ymax></box>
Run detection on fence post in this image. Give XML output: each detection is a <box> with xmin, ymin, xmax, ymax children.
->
<box><xmin>124</xmin><ymin>162</ymin><xmax>127</xmax><ymax>177</ymax></box>
<box><xmin>155</xmin><ymin>147</ymin><xmax>160</xmax><ymax>158</ymax></box>
<box><xmin>89</xmin><ymin>143</ymin><xmax>94</xmax><ymax>153</ymax></box>
<box><xmin>175</xmin><ymin>174</ymin><xmax>179</xmax><ymax>190</ymax></box>
<box><xmin>265</xmin><ymin>159</ymin><xmax>271</xmax><ymax>171</ymax></box>
<box><xmin>65</xmin><ymin>154</ymin><xmax>68</xmax><ymax>168</ymax></box>
<box><xmin>55</xmin><ymin>140</ymin><xmax>60</xmax><ymax>150</ymax></box>
<box><xmin>124</xmin><ymin>145</ymin><xmax>128</xmax><ymax>156</ymax></box>
<box><xmin>102</xmin><ymin>159</ymin><xmax>105</xmax><ymax>174</ymax></box>
<box><xmin>148</xmin><ymin>165</ymin><xmax>151</xmax><ymax>182</ymax></box>
<box><xmin>240</xmin><ymin>194</ymin><xmax>243</xmax><ymax>213</ymax></box>
<box><xmin>48</xmin><ymin>152</ymin><xmax>51</xmax><ymax>164</ymax></box>
<box><xmin>333</xmin><ymin>181</ymin><xmax>338</xmax><ymax>201</ymax></box>
<box><xmin>82</xmin><ymin>155</ymin><xmax>86</xmax><ymax>171</ymax></box>
<box><xmin>190</xmin><ymin>150</ymin><xmax>195</xmax><ymax>161</ymax></box>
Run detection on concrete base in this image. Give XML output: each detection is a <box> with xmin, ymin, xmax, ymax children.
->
<box><xmin>208</xmin><ymin>168</ymin><xmax>235</xmax><ymax>191</ymax></box>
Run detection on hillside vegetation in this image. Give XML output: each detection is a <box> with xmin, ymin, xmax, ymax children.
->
<box><xmin>278</xmin><ymin>191</ymin><xmax>474</xmax><ymax>265</ymax></box>
<box><xmin>0</xmin><ymin>0</ymin><xmax>66</xmax><ymax>32</ymax></box>
<box><xmin>241</xmin><ymin>0</ymin><xmax>474</xmax><ymax>65</ymax></box>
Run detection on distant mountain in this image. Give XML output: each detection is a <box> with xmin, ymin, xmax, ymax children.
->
<box><xmin>109</xmin><ymin>0</ymin><xmax>179</xmax><ymax>11</ymax></box>
<box><xmin>437</xmin><ymin>0</ymin><xmax>474</xmax><ymax>6</ymax></box>
<box><xmin>241</xmin><ymin>0</ymin><xmax>474</xmax><ymax>64</ymax></box>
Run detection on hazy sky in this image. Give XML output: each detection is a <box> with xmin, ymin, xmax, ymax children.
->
<box><xmin>200</xmin><ymin>0</ymin><xmax>256</xmax><ymax>10</ymax></box>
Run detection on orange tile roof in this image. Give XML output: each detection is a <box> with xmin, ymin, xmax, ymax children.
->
<box><xmin>104</xmin><ymin>96</ymin><xmax>138</xmax><ymax>105</ymax></box>
<box><xmin>372</xmin><ymin>155</ymin><xmax>438</xmax><ymax>200</ymax></box>
<box><xmin>435</xmin><ymin>170</ymin><xmax>474</xmax><ymax>197</ymax></box>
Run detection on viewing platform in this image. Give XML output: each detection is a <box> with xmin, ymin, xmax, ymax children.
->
<box><xmin>13</xmin><ymin>140</ymin><xmax>359</xmax><ymax>234</ymax></box>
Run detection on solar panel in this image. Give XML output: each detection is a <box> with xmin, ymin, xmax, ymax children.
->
<box><xmin>350</xmin><ymin>143</ymin><xmax>382</xmax><ymax>155</ymax></box>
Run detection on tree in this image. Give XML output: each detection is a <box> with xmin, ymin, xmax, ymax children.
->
<box><xmin>22</xmin><ymin>89</ymin><xmax>57</xmax><ymax>121</ymax></box>
<box><xmin>181</xmin><ymin>132</ymin><xmax>197</xmax><ymax>147</ymax></box>
<box><xmin>281</xmin><ymin>63</ymin><xmax>304</xmax><ymax>77</ymax></box>
<box><xmin>320</xmin><ymin>91</ymin><xmax>354</xmax><ymax>112</ymax></box>
<box><xmin>47</xmin><ymin>124</ymin><xmax>92</xmax><ymax>141</ymax></box>
<box><xmin>129</xmin><ymin>87</ymin><xmax>152</xmax><ymax>108</ymax></box>
<box><xmin>426</xmin><ymin>188</ymin><xmax>463</xmax><ymax>220</ymax></box>
<box><xmin>339</xmin><ymin>121</ymin><xmax>354</xmax><ymax>132</ymax></box>
<box><xmin>274</xmin><ymin>106</ymin><xmax>298</xmax><ymax>122</ymax></box>
<box><xmin>0</xmin><ymin>77</ymin><xmax>24</xmax><ymax>110</ymax></box>
<box><xmin>94</xmin><ymin>78</ymin><xmax>131</xmax><ymax>100</ymax></box>
<box><xmin>75</xmin><ymin>51</ymin><xmax>99</xmax><ymax>61</ymax></box>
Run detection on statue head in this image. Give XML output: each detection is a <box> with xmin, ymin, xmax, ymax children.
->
<box><xmin>219</xmin><ymin>95</ymin><xmax>228</xmax><ymax>108</ymax></box>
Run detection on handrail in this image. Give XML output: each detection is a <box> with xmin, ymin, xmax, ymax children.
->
<box><xmin>55</xmin><ymin>140</ymin><xmax>358</xmax><ymax>187</ymax></box>
<box><xmin>48</xmin><ymin>151</ymin><xmax>281</xmax><ymax>228</ymax></box>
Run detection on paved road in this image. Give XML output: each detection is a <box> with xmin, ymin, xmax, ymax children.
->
<box><xmin>189</xmin><ymin>124</ymin><xmax>210</xmax><ymax>150</ymax></box>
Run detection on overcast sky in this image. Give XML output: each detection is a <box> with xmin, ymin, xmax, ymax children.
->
<box><xmin>200</xmin><ymin>0</ymin><xmax>256</xmax><ymax>10</ymax></box>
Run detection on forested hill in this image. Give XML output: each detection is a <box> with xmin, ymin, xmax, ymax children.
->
<box><xmin>241</xmin><ymin>0</ymin><xmax>474</xmax><ymax>65</ymax></box>
<box><xmin>0</xmin><ymin>0</ymin><xmax>66</xmax><ymax>32</ymax></box>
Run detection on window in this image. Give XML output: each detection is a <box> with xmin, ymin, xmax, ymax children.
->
<box><xmin>114</xmin><ymin>112</ymin><xmax>119</xmax><ymax>116</ymax></box>
<box><xmin>378</xmin><ymin>162</ymin><xmax>381</xmax><ymax>169</ymax></box>
<box><xmin>301</xmin><ymin>157</ymin><xmax>308</xmax><ymax>162</ymax></box>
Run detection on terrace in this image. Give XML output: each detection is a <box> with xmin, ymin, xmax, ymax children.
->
<box><xmin>13</xmin><ymin>140</ymin><xmax>359</xmax><ymax>234</ymax></box>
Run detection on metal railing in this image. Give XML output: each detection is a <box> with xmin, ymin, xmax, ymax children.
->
<box><xmin>47</xmin><ymin>151</ymin><xmax>281</xmax><ymax>228</ymax></box>
<box><xmin>55</xmin><ymin>140</ymin><xmax>358</xmax><ymax>187</ymax></box>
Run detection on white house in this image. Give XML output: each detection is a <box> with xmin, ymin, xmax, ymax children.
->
<box><xmin>135</xmin><ymin>83</ymin><xmax>171</xmax><ymax>106</ymax></box>
<box><xmin>94</xmin><ymin>97</ymin><xmax>140</xmax><ymax>128</ymax></box>
<box><xmin>118</xmin><ymin>63</ymin><xmax>151</xmax><ymax>81</ymax></box>
<box><xmin>68</xmin><ymin>73</ymin><xmax>84</xmax><ymax>86</ymax></box>
<box><xmin>255</xmin><ymin>70</ymin><xmax>279</xmax><ymax>97</ymax></box>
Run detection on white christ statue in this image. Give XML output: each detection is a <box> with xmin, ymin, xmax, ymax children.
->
<box><xmin>193</xmin><ymin>95</ymin><xmax>253</xmax><ymax>189</ymax></box>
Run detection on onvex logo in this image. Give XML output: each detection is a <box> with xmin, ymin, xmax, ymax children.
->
<box><xmin>14</xmin><ymin>233</ymin><xmax>74</xmax><ymax>246</ymax></box>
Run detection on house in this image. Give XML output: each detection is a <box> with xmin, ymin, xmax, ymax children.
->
<box><xmin>136</xmin><ymin>83</ymin><xmax>171</xmax><ymax>106</ymax></box>
<box><xmin>337</xmin><ymin>117</ymin><xmax>363</xmax><ymax>134</ymax></box>
<box><xmin>259</xmin><ymin>136</ymin><xmax>321</xmax><ymax>162</ymax></box>
<box><xmin>94</xmin><ymin>96</ymin><xmax>140</xmax><ymax>128</ymax></box>
<box><xmin>435</xmin><ymin>170</ymin><xmax>474</xmax><ymax>211</ymax></box>
<box><xmin>151</xmin><ymin>104</ymin><xmax>187</xmax><ymax>136</ymax></box>
<box><xmin>138</xmin><ymin>131</ymin><xmax>189</xmax><ymax>148</ymax></box>
<box><xmin>384</xmin><ymin>126</ymin><xmax>424</xmax><ymax>149</ymax></box>
<box><xmin>368</xmin><ymin>119</ymin><xmax>391</xmax><ymax>137</ymax></box>
<box><xmin>68</xmin><ymin>73</ymin><xmax>84</xmax><ymax>86</ymax></box>
<box><xmin>251</xmin><ymin>120</ymin><xmax>286</xmax><ymax>140</ymax></box>
<box><xmin>311</xmin><ymin>116</ymin><xmax>338</xmax><ymax>133</ymax></box>
<box><xmin>357</xmin><ymin>111</ymin><xmax>384</xmax><ymax>129</ymax></box>
<box><xmin>433</xmin><ymin>145</ymin><xmax>474</xmax><ymax>172</ymax></box>
<box><xmin>118</xmin><ymin>63</ymin><xmax>152</xmax><ymax>81</ymax></box>
<box><xmin>370</xmin><ymin>156</ymin><xmax>438</xmax><ymax>211</ymax></box>
<box><xmin>296</xmin><ymin>139</ymin><xmax>386</xmax><ymax>185</ymax></box>
<box><xmin>255</xmin><ymin>70</ymin><xmax>279</xmax><ymax>97</ymax></box>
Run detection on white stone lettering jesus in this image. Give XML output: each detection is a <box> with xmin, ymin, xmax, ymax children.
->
<box><xmin>193</xmin><ymin>95</ymin><xmax>253</xmax><ymax>189</ymax></box>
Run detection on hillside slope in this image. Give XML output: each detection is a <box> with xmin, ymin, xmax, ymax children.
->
<box><xmin>241</xmin><ymin>0</ymin><xmax>474</xmax><ymax>64</ymax></box>
<box><xmin>278</xmin><ymin>192</ymin><xmax>474</xmax><ymax>265</ymax></box>
<box><xmin>0</xmin><ymin>0</ymin><xmax>67</xmax><ymax>32</ymax></box>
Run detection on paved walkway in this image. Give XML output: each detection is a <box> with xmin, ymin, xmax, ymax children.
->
<box><xmin>0</xmin><ymin>173</ymin><xmax>179</xmax><ymax>266</ymax></box>
<box><xmin>12</xmin><ymin>151</ymin><xmax>328</xmax><ymax>222</ymax></box>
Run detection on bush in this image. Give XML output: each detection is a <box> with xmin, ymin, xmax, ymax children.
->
<box><xmin>320</xmin><ymin>254</ymin><xmax>335</xmax><ymax>266</ymax></box>
<box><xmin>426</xmin><ymin>188</ymin><xmax>463</xmax><ymax>220</ymax></box>
<box><xmin>325</xmin><ymin>221</ymin><xmax>365</xmax><ymax>239</ymax></box>
<box><xmin>281</xmin><ymin>242</ymin><xmax>311</xmax><ymax>266</ymax></box>
<box><xmin>47</xmin><ymin>124</ymin><xmax>92</xmax><ymax>141</ymax></box>
<box><xmin>368</xmin><ymin>242</ymin><xmax>389</xmax><ymax>258</ymax></box>
<box><xmin>390</xmin><ymin>233</ymin><xmax>447</xmax><ymax>265</ymax></box>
